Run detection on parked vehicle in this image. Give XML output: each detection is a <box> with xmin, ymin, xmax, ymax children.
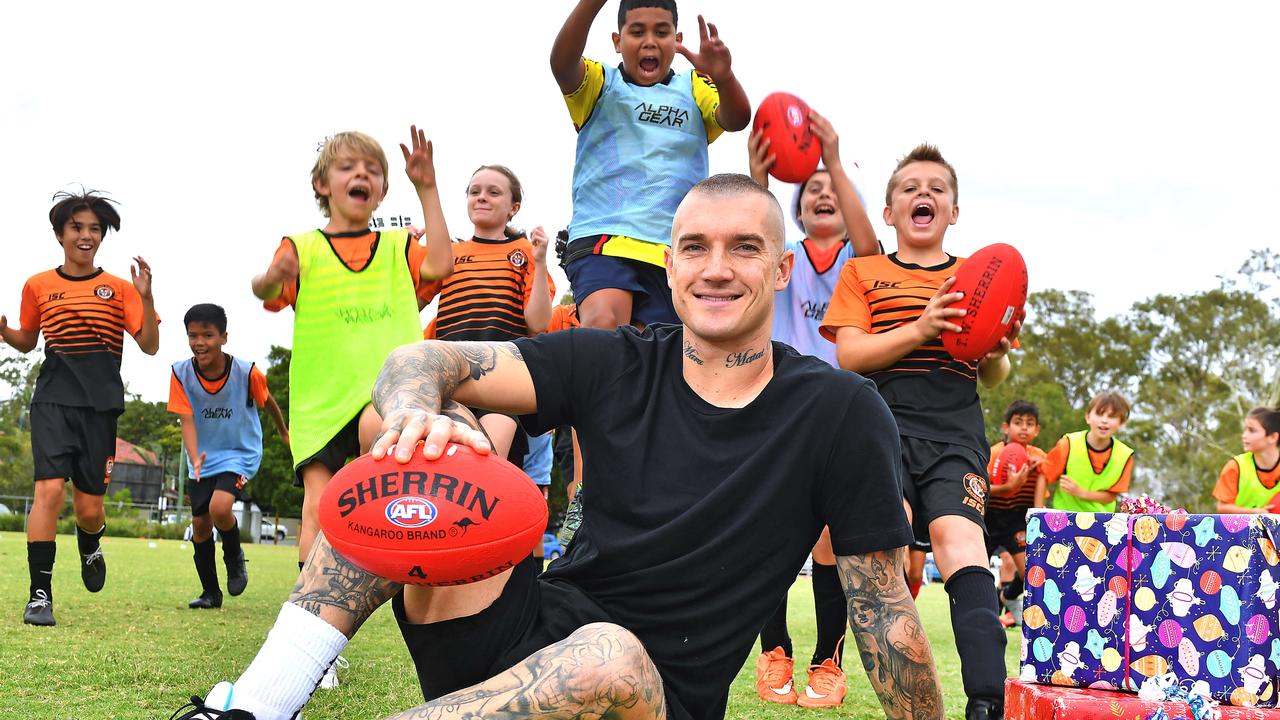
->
<box><xmin>544</xmin><ymin>533</ymin><xmax>562</xmax><ymax>560</ymax></box>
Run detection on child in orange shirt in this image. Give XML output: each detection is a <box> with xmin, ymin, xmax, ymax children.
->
<box><xmin>1213</xmin><ymin>406</ymin><xmax>1280</xmax><ymax>514</ymax></box>
<box><xmin>986</xmin><ymin>400</ymin><xmax>1047</xmax><ymax>628</ymax></box>
<box><xmin>1041</xmin><ymin>392</ymin><xmax>1134</xmax><ymax>512</ymax></box>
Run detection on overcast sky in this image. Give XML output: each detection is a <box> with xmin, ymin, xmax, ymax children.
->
<box><xmin>2</xmin><ymin>1</ymin><xmax>1276</xmax><ymax>402</ymax></box>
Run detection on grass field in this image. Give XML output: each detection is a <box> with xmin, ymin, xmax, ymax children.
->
<box><xmin>0</xmin><ymin>532</ymin><xmax>1019</xmax><ymax>719</ymax></box>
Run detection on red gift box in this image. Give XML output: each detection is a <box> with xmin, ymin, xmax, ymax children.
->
<box><xmin>1005</xmin><ymin>679</ymin><xmax>1280</xmax><ymax>719</ymax></box>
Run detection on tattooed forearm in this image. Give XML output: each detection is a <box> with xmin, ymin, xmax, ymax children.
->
<box><xmin>724</xmin><ymin>347</ymin><xmax>766</xmax><ymax>368</ymax></box>
<box><xmin>382</xmin><ymin>623</ymin><xmax>667</xmax><ymax>719</ymax></box>
<box><xmin>837</xmin><ymin>548</ymin><xmax>944</xmax><ymax>719</ymax></box>
<box><xmin>372</xmin><ymin>340</ymin><xmax>523</xmax><ymax>418</ymax></box>
<box><xmin>683</xmin><ymin>341</ymin><xmax>704</xmax><ymax>366</ymax></box>
<box><xmin>289</xmin><ymin>532</ymin><xmax>402</xmax><ymax>638</ymax></box>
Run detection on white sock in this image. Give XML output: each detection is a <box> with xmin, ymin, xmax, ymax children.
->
<box><xmin>230</xmin><ymin>603</ymin><xmax>349</xmax><ymax>720</ymax></box>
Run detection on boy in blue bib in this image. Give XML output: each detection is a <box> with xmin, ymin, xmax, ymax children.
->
<box><xmin>168</xmin><ymin>303</ymin><xmax>288</xmax><ymax>608</ymax></box>
<box><xmin>550</xmin><ymin>0</ymin><xmax>751</xmax><ymax>330</ymax></box>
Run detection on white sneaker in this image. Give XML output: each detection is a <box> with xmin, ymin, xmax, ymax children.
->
<box><xmin>318</xmin><ymin>655</ymin><xmax>348</xmax><ymax>690</ymax></box>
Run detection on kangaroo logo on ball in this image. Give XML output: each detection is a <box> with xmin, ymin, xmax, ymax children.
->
<box><xmin>386</xmin><ymin>497</ymin><xmax>438</xmax><ymax>528</ymax></box>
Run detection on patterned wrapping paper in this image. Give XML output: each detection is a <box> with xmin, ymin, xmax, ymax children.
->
<box><xmin>1126</xmin><ymin>513</ymin><xmax>1280</xmax><ymax>707</ymax></box>
<box><xmin>1021</xmin><ymin>509</ymin><xmax>1280</xmax><ymax>707</ymax></box>
<box><xmin>1005</xmin><ymin>679</ymin><xmax>1280</xmax><ymax>720</ymax></box>
<box><xmin>1021</xmin><ymin>509</ymin><xmax>1135</xmax><ymax>691</ymax></box>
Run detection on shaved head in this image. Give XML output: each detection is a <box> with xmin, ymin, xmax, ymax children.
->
<box><xmin>676</xmin><ymin>173</ymin><xmax>786</xmax><ymax>251</ymax></box>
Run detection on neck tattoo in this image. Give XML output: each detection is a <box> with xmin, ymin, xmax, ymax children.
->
<box><xmin>725</xmin><ymin>347</ymin><xmax>766</xmax><ymax>368</ymax></box>
<box><xmin>683</xmin><ymin>342</ymin><xmax>704</xmax><ymax>366</ymax></box>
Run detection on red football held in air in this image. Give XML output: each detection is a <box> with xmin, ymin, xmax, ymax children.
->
<box><xmin>752</xmin><ymin>92</ymin><xmax>822</xmax><ymax>183</ymax></box>
<box><xmin>318</xmin><ymin>443</ymin><xmax>547</xmax><ymax>586</ymax></box>
<box><xmin>941</xmin><ymin>243</ymin><xmax>1029</xmax><ymax>362</ymax></box>
<box><xmin>992</xmin><ymin>441</ymin><xmax>1029</xmax><ymax>485</ymax></box>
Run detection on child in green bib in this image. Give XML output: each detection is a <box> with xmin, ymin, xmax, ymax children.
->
<box><xmin>1214</xmin><ymin>406</ymin><xmax>1280</xmax><ymax>514</ymax></box>
<box><xmin>1042</xmin><ymin>392</ymin><xmax>1135</xmax><ymax>513</ymax></box>
<box><xmin>251</xmin><ymin>127</ymin><xmax>455</xmax><ymax>574</ymax></box>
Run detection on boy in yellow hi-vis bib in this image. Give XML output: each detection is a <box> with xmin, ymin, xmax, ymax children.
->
<box><xmin>1041</xmin><ymin>391</ymin><xmax>1135</xmax><ymax>512</ymax></box>
<box><xmin>1214</xmin><ymin>406</ymin><xmax>1280</xmax><ymax>514</ymax></box>
<box><xmin>251</xmin><ymin>127</ymin><xmax>454</xmax><ymax>575</ymax></box>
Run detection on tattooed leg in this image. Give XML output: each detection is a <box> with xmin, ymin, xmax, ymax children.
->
<box><xmin>384</xmin><ymin>622</ymin><xmax>667</xmax><ymax>720</ymax></box>
<box><xmin>289</xmin><ymin>532</ymin><xmax>403</xmax><ymax>637</ymax></box>
<box><xmin>837</xmin><ymin>548</ymin><xmax>945</xmax><ymax>720</ymax></box>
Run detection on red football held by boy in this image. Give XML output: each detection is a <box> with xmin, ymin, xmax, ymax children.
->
<box><xmin>318</xmin><ymin>443</ymin><xmax>548</xmax><ymax>586</ymax></box>
<box><xmin>942</xmin><ymin>243</ymin><xmax>1029</xmax><ymax>362</ymax></box>
<box><xmin>752</xmin><ymin>92</ymin><xmax>822</xmax><ymax>183</ymax></box>
<box><xmin>992</xmin><ymin>441</ymin><xmax>1029</xmax><ymax>485</ymax></box>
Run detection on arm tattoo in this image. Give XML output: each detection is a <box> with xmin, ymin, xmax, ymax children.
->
<box><xmin>372</xmin><ymin>340</ymin><xmax>524</xmax><ymax>420</ymax></box>
<box><xmin>382</xmin><ymin>623</ymin><xmax>667</xmax><ymax>719</ymax></box>
<box><xmin>289</xmin><ymin>533</ymin><xmax>402</xmax><ymax>638</ymax></box>
<box><xmin>837</xmin><ymin>548</ymin><xmax>944</xmax><ymax>719</ymax></box>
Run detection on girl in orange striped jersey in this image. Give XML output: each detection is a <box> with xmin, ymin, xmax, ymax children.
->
<box><xmin>419</xmin><ymin>165</ymin><xmax>555</xmax><ymax>460</ymax></box>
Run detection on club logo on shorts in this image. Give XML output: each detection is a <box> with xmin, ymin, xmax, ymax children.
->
<box><xmin>962</xmin><ymin>472</ymin><xmax>987</xmax><ymax>514</ymax></box>
<box><xmin>94</xmin><ymin>284</ymin><xmax>115</xmax><ymax>300</ymax></box>
<box><xmin>507</xmin><ymin>248</ymin><xmax>527</xmax><ymax>268</ymax></box>
<box><xmin>236</xmin><ymin>475</ymin><xmax>247</xmax><ymax>491</ymax></box>
<box><xmin>385</xmin><ymin>496</ymin><xmax>438</xmax><ymax>528</ymax></box>
<box><xmin>1015</xmin><ymin>530</ymin><xmax>1027</xmax><ymax>549</ymax></box>
<box><xmin>104</xmin><ymin>456</ymin><xmax>114</xmax><ymax>485</ymax></box>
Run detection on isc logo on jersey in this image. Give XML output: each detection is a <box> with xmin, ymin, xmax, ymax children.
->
<box><xmin>385</xmin><ymin>497</ymin><xmax>438</xmax><ymax>528</ymax></box>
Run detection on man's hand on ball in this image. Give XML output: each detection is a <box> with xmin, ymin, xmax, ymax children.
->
<box><xmin>372</xmin><ymin>409</ymin><xmax>491</xmax><ymax>463</ymax></box>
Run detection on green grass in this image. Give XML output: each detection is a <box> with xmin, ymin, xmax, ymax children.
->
<box><xmin>0</xmin><ymin>532</ymin><xmax>1017</xmax><ymax>719</ymax></box>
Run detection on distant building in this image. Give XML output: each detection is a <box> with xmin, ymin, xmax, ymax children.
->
<box><xmin>111</xmin><ymin>438</ymin><xmax>164</xmax><ymax>505</ymax></box>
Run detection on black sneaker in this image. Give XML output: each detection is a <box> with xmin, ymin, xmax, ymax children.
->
<box><xmin>188</xmin><ymin>591</ymin><xmax>224</xmax><ymax>609</ymax></box>
<box><xmin>169</xmin><ymin>695</ymin><xmax>256</xmax><ymax>720</ymax></box>
<box><xmin>225</xmin><ymin>551</ymin><xmax>248</xmax><ymax>597</ymax></box>
<box><xmin>22</xmin><ymin>590</ymin><xmax>55</xmax><ymax>626</ymax></box>
<box><xmin>965</xmin><ymin>697</ymin><xmax>1003</xmax><ymax>720</ymax></box>
<box><xmin>81</xmin><ymin>545</ymin><xmax>106</xmax><ymax>593</ymax></box>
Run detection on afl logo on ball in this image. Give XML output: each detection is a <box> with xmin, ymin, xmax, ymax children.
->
<box><xmin>94</xmin><ymin>285</ymin><xmax>115</xmax><ymax>300</ymax></box>
<box><xmin>507</xmin><ymin>249</ymin><xmax>527</xmax><ymax>268</ymax></box>
<box><xmin>786</xmin><ymin>106</ymin><xmax>803</xmax><ymax>127</ymax></box>
<box><xmin>385</xmin><ymin>497</ymin><xmax>438</xmax><ymax>528</ymax></box>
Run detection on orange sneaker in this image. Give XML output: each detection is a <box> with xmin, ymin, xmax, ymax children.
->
<box><xmin>755</xmin><ymin>646</ymin><xmax>797</xmax><ymax>704</ymax></box>
<box><xmin>797</xmin><ymin>657</ymin><xmax>847</xmax><ymax>708</ymax></box>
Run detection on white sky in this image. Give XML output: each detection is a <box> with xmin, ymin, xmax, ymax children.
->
<box><xmin>2</xmin><ymin>1</ymin><xmax>1276</xmax><ymax>402</ymax></box>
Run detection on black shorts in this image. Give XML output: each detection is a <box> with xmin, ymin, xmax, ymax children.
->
<box><xmin>564</xmin><ymin>247</ymin><xmax>678</xmax><ymax>327</ymax></box>
<box><xmin>188</xmin><ymin>471</ymin><xmax>246</xmax><ymax>517</ymax></box>
<box><xmin>472</xmin><ymin>408</ymin><xmax>529</xmax><ymax>465</ymax></box>
<box><xmin>984</xmin><ymin>507</ymin><xmax>1030</xmax><ymax>557</ymax></box>
<box><xmin>899</xmin><ymin>436</ymin><xmax>990</xmax><ymax>544</ymax></box>
<box><xmin>293</xmin><ymin>411</ymin><xmax>362</xmax><ymax>486</ymax></box>
<box><xmin>393</xmin><ymin>557</ymin><xmax>690</xmax><ymax>718</ymax></box>
<box><xmin>30</xmin><ymin>403</ymin><xmax>117</xmax><ymax>496</ymax></box>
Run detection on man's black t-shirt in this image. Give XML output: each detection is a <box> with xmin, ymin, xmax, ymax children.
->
<box><xmin>514</xmin><ymin>324</ymin><xmax>913</xmax><ymax>720</ymax></box>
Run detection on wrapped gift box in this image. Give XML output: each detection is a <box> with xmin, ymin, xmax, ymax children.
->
<box><xmin>1125</xmin><ymin>513</ymin><xmax>1280</xmax><ymax>706</ymax></box>
<box><xmin>1022</xmin><ymin>509</ymin><xmax>1134</xmax><ymax>691</ymax></box>
<box><xmin>1006</xmin><ymin>679</ymin><xmax>1280</xmax><ymax>719</ymax></box>
<box><xmin>1021</xmin><ymin>510</ymin><xmax>1280</xmax><ymax>707</ymax></box>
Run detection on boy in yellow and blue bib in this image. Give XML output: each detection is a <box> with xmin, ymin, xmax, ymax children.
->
<box><xmin>550</xmin><ymin>0</ymin><xmax>751</xmax><ymax>329</ymax></box>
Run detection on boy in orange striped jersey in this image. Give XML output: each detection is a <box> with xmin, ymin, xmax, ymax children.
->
<box><xmin>820</xmin><ymin>144</ymin><xmax>1017</xmax><ymax>720</ymax></box>
<box><xmin>986</xmin><ymin>400</ymin><xmax>1046</xmax><ymax>628</ymax></box>
<box><xmin>1</xmin><ymin>190</ymin><xmax>160</xmax><ymax>626</ymax></box>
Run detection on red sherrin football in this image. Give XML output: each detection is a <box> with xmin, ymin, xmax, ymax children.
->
<box><xmin>752</xmin><ymin>92</ymin><xmax>822</xmax><ymax>183</ymax></box>
<box><xmin>942</xmin><ymin>243</ymin><xmax>1029</xmax><ymax>362</ymax></box>
<box><xmin>992</xmin><ymin>441</ymin><xmax>1029</xmax><ymax>485</ymax></box>
<box><xmin>318</xmin><ymin>443</ymin><xmax>547</xmax><ymax>586</ymax></box>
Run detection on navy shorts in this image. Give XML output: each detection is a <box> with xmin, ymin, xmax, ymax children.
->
<box><xmin>899</xmin><ymin>436</ymin><xmax>990</xmax><ymax>545</ymax></box>
<box><xmin>30</xmin><ymin>403</ymin><xmax>117</xmax><ymax>496</ymax></box>
<box><xmin>564</xmin><ymin>245</ymin><xmax>678</xmax><ymax>327</ymax></box>
<box><xmin>188</xmin><ymin>471</ymin><xmax>246</xmax><ymax>517</ymax></box>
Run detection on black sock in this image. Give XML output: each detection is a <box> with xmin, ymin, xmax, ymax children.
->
<box><xmin>759</xmin><ymin>592</ymin><xmax>793</xmax><ymax>657</ymax></box>
<box><xmin>1002</xmin><ymin>575</ymin><xmax>1024</xmax><ymax>603</ymax></box>
<box><xmin>810</xmin><ymin>562</ymin><xmax>847</xmax><ymax>667</ymax></box>
<box><xmin>946</xmin><ymin>565</ymin><xmax>1007</xmax><ymax>701</ymax></box>
<box><xmin>194</xmin><ymin>538</ymin><xmax>220</xmax><ymax>594</ymax></box>
<box><xmin>220</xmin><ymin>520</ymin><xmax>242</xmax><ymax>561</ymax></box>
<box><xmin>299</xmin><ymin>561</ymin><xmax>305</xmax><ymax>571</ymax></box>
<box><xmin>76</xmin><ymin>523</ymin><xmax>105</xmax><ymax>557</ymax></box>
<box><xmin>28</xmin><ymin>541</ymin><xmax>56</xmax><ymax>602</ymax></box>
